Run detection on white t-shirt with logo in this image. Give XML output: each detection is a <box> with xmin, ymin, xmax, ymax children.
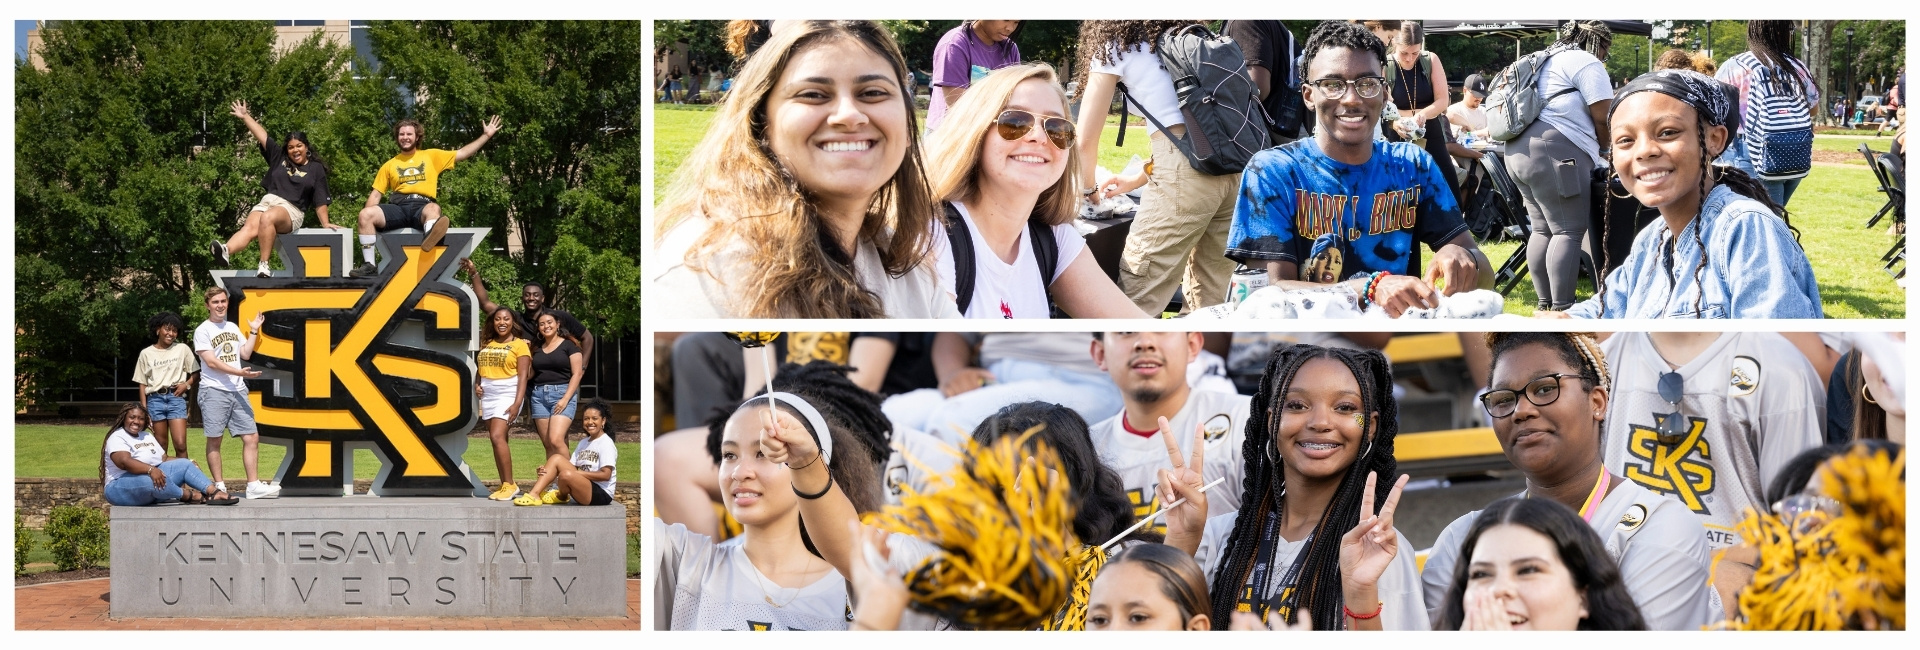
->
<box><xmin>1600</xmin><ymin>332</ymin><xmax>1823</xmax><ymax>550</ymax></box>
<box><xmin>193</xmin><ymin>319</ymin><xmax>249</xmax><ymax>393</ymax></box>
<box><xmin>653</xmin><ymin>519</ymin><xmax>850</xmax><ymax>630</ymax></box>
<box><xmin>1194</xmin><ymin>511</ymin><xmax>1428</xmax><ymax>630</ymax></box>
<box><xmin>932</xmin><ymin>202</ymin><xmax>1085</xmax><ymax>319</ymax></box>
<box><xmin>570</xmin><ymin>434</ymin><xmax>619</xmax><ymax>494</ymax></box>
<box><xmin>1090</xmin><ymin>389</ymin><xmax>1251</xmax><ymax>534</ymax></box>
<box><xmin>103</xmin><ymin>427</ymin><xmax>164</xmax><ymax>487</ymax></box>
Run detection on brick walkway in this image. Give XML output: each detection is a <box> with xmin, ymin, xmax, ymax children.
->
<box><xmin>14</xmin><ymin>577</ymin><xmax>640</xmax><ymax>630</ymax></box>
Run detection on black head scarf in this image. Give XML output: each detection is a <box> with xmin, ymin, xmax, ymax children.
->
<box><xmin>1610</xmin><ymin>70</ymin><xmax>1739</xmax><ymax>155</ymax></box>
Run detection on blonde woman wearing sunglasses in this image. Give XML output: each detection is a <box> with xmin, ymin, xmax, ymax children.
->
<box><xmin>924</xmin><ymin>64</ymin><xmax>1146</xmax><ymax>318</ymax></box>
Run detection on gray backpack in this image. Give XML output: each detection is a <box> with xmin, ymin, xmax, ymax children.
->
<box><xmin>1115</xmin><ymin>24</ymin><xmax>1271</xmax><ymax>175</ymax></box>
<box><xmin>1484</xmin><ymin>45</ymin><xmax>1578</xmax><ymax>142</ymax></box>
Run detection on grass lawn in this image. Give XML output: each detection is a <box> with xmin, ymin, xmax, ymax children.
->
<box><xmin>653</xmin><ymin>109</ymin><xmax>1903</xmax><ymax>318</ymax></box>
<box><xmin>13</xmin><ymin>424</ymin><xmax>640</xmax><ymax>487</ymax></box>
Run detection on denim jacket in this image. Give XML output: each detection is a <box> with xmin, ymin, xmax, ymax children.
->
<box><xmin>1566</xmin><ymin>184</ymin><xmax>1822</xmax><ymax>319</ymax></box>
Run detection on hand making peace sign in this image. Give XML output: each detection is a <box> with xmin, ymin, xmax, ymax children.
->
<box><xmin>1339</xmin><ymin>471</ymin><xmax>1410</xmax><ymax>592</ymax></box>
<box><xmin>1156</xmin><ymin>416</ymin><xmax>1210</xmax><ymax>541</ymax></box>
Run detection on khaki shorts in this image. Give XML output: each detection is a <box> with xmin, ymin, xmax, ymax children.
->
<box><xmin>251</xmin><ymin>193</ymin><xmax>306</xmax><ymax>229</ymax></box>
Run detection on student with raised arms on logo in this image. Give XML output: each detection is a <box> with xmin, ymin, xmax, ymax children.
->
<box><xmin>350</xmin><ymin>114</ymin><xmax>502</xmax><ymax>278</ymax></box>
<box><xmin>1419</xmin><ymin>332</ymin><xmax>1717</xmax><ymax>630</ymax></box>
<box><xmin>1089</xmin><ymin>332</ymin><xmax>1249</xmax><ymax>531</ymax></box>
<box><xmin>1159</xmin><ymin>343</ymin><xmax>1425</xmax><ymax>630</ymax></box>
<box><xmin>1597</xmin><ymin>331</ymin><xmax>1823</xmax><ymax>615</ymax></box>
<box><xmin>652</xmin><ymin>364</ymin><xmax>886</xmax><ymax>630</ymax></box>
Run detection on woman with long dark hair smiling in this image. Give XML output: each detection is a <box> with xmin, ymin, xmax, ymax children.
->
<box><xmin>1160</xmin><ymin>343</ymin><xmax>1422</xmax><ymax>630</ymax></box>
<box><xmin>1419</xmin><ymin>332</ymin><xmax>1716</xmax><ymax>630</ymax></box>
<box><xmin>1435</xmin><ymin>497</ymin><xmax>1650</xmax><ymax>630</ymax></box>
<box><xmin>652</xmin><ymin>21</ymin><xmax>954</xmax><ymax>318</ymax></box>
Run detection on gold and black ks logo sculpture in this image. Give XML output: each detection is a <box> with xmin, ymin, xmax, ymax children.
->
<box><xmin>214</xmin><ymin>228</ymin><xmax>487</xmax><ymax>496</ymax></box>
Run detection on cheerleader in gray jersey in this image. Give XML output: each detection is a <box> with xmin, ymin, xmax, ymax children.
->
<box><xmin>1420</xmin><ymin>332</ymin><xmax>1718</xmax><ymax>630</ymax></box>
<box><xmin>652</xmin><ymin>363</ymin><xmax>886</xmax><ymax>630</ymax></box>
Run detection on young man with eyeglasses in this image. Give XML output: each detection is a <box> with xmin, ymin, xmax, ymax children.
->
<box><xmin>1598</xmin><ymin>330</ymin><xmax>1823</xmax><ymax>616</ymax></box>
<box><xmin>1226</xmin><ymin>20</ymin><xmax>1493</xmax><ymax>317</ymax></box>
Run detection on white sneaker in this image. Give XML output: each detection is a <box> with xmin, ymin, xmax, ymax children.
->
<box><xmin>245</xmin><ymin>481</ymin><xmax>282</xmax><ymax>499</ymax></box>
<box><xmin>256</xmin><ymin>262</ymin><xmax>272</xmax><ymax>278</ymax></box>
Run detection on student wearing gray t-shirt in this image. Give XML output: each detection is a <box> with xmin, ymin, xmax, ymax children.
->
<box><xmin>1420</xmin><ymin>332</ymin><xmax>1718</xmax><ymax>630</ymax></box>
<box><xmin>1510</xmin><ymin>21</ymin><xmax>1615</xmax><ymax>313</ymax></box>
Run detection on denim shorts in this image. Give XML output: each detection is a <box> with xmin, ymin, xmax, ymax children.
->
<box><xmin>147</xmin><ymin>392</ymin><xmax>188</xmax><ymax>421</ymax></box>
<box><xmin>530</xmin><ymin>383</ymin><xmax>577</xmax><ymax>420</ymax></box>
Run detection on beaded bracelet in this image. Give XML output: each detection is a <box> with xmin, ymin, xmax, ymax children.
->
<box><xmin>1361</xmin><ymin>271</ymin><xmax>1389</xmax><ymax>308</ymax></box>
<box><xmin>1344</xmin><ymin>601</ymin><xmax>1383</xmax><ymax>620</ymax></box>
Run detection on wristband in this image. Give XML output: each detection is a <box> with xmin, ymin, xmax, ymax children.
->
<box><xmin>793</xmin><ymin>477</ymin><xmax>834</xmax><ymax>500</ymax></box>
<box><xmin>1344</xmin><ymin>601</ymin><xmax>1383</xmax><ymax>620</ymax></box>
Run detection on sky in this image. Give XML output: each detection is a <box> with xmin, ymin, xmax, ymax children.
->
<box><xmin>17</xmin><ymin>20</ymin><xmax>35</xmax><ymax>62</ymax></box>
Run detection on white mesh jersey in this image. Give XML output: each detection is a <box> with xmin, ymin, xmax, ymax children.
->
<box><xmin>653</xmin><ymin>519</ymin><xmax>849</xmax><ymax>630</ymax></box>
<box><xmin>1419</xmin><ymin>480</ymin><xmax>1720</xmax><ymax>630</ymax></box>
<box><xmin>1194</xmin><ymin>510</ymin><xmax>1428</xmax><ymax>630</ymax></box>
<box><xmin>883</xmin><ymin>427</ymin><xmax>961</xmax><ymax>507</ymax></box>
<box><xmin>1600</xmin><ymin>332</ymin><xmax>1824</xmax><ymax>549</ymax></box>
<box><xmin>1090</xmin><ymin>389</ymin><xmax>1251</xmax><ymax>535</ymax></box>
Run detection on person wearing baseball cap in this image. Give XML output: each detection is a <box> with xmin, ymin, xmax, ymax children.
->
<box><xmin>1447</xmin><ymin>72</ymin><xmax>1491</xmax><ymax>139</ymax></box>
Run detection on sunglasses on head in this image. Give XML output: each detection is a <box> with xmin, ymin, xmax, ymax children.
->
<box><xmin>994</xmin><ymin>109</ymin><xmax>1075</xmax><ymax>150</ymax></box>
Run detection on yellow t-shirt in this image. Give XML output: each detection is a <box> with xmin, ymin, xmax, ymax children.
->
<box><xmin>372</xmin><ymin>148</ymin><xmax>458</xmax><ymax>200</ymax></box>
<box><xmin>477</xmin><ymin>338</ymin><xmax>531</xmax><ymax>380</ymax></box>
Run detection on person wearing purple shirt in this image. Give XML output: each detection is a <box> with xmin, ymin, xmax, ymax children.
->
<box><xmin>927</xmin><ymin>20</ymin><xmax>1021</xmax><ymax>132</ymax></box>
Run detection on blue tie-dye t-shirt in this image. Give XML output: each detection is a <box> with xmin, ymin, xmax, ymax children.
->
<box><xmin>1227</xmin><ymin>138</ymin><xmax>1467</xmax><ymax>278</ymax></box>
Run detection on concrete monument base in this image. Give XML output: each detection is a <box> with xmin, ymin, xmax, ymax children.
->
<box><xmin>109</xmin><ymin>497</ymin><xmax>627</xmax><ymax>618</ymax></box>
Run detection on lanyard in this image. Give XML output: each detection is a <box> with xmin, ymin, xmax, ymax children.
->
<box><xmin>1530</xmin><ymin>470</ymin><xmax>1611</xmax><ymax>523</ymax></box>
<box><xmin>1242</xmin><ymin>504</ymin><xmax>1316</xmax><ymax>625</ymax></box>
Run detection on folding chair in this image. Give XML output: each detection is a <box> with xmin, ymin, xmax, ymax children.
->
<box><xmin>1875</xmin><ymin>152</ymin><xmax>1905</xmax><ymax>278</ymax></box>
<box><xmin>1861</xmin><ymin>143</ymin><xmax>1901</xmax><ymax>229</ymax></box>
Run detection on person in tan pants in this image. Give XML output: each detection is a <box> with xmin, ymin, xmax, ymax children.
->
<box><xmin>1073</xmin><ymin>20</ymin><xmax>1241</xmax><ymax>316</ymax></box>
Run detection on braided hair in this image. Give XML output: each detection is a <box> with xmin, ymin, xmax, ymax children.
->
<box><xmin>1298</xmin><ymin>20</ymin><xmax>1388</xmax><ymax>83</ymax></box>
<box><xmin>1598</xmin><ymin>92</ymin><xmax>1797</xmax><ymax>317</ymax></box>
<box><xmin>972</xmin><ymin>401</ymin><xmax>1153</xmax><ymax>546</ymax></box>
<box><xmin>99</xmin><ymin>402</ymin><xmax>153</xmax><ymax>484</ymax></box>
<box><xmin>1554</xmin><ymin>20</ymin><xmax>1613</xmax><ymax>57</ymax></box>
<box><xmin>1205</xmin><ymin>343</ymin><xmax>1399</xmax><ymax>631</ymax></box>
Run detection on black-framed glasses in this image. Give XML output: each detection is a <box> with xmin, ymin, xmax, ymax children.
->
<box><xmin>994</xmin><ymin>109</ymin><xmax>1075</xmax><ymax>150</ymax></box>
<box><xmin>1306</xmin><ymin>76</ymin><xmax>1387</xmax><ymax>100</ymax></box>
<box><xmin>1480</xmin><ymin>373</ymin><xmax>1580</xmax><ymax>419</ymax></box>
<box><xmin>1655</xmin><ymin>371</ymin><xmax>1689</xmax><ymax>443</ymax></box>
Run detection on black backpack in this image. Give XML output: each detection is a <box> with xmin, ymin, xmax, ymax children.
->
<box><xmin>1115</xmin><ymin>24</ymin><xmax>1271</xmax><ymax>175</ymax></box>
<box><xmin>942</xmin><ymin>202</ymin><xmax>1062</xmax><ymax>318</ymax></box>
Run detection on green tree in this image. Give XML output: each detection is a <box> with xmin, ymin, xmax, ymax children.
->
<box><xmin>361</xmin><ymin>21</ymin><xmax>641</xmax><ymax>337</ymax></box>
<box><xmin>14</xmin><ymin>21</ymin><xmax>639</xmax><ymax>409</ymax></box>
<box><xmin>16</xmin><ymin>21</ymin><xmax>351</xmax><ymax>407</ymax></box>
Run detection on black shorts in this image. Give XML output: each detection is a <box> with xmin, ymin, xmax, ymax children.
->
<box><xmin>584</xmin><ymin>482</ymin><xmax>613</xmax><ymax>506</ymax></box>
<box><xmin>377</xmin><ymin>195</ymin><xmax>434</xmax><ymax>231</ymax></box>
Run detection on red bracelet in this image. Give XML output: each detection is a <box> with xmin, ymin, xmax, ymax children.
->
<box><xmin>1344</xmin><ymin>601</ymin><xmax>1383</xmax><ymax>620</ymax></box>
<box><xmin>1362</xmin><ymin>271</ymin><xmax>1389</xmax><ymax>308</ymax></box>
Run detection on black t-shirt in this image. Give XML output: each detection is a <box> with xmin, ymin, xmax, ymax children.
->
<box><xmin>854</xmin><ymin>332</ymin><xmax>938</xmax><ymax>397</ymax></box>
<box><xmin>517</xmin><ymin>308</ymin><xmax>589</xmax><ymax>346</ymax></box>
<box><xmin>1225</xmin><ymin>20</ymin><xmax>1300</xmax><ymax>139</ymax></box>
<box><xmin>529</xmin><ymin>339</ymin><xmax>582</xmax><ymax>386</ymax></box>
<box><xmin>260</xmin><ymin>136</ymin><xmax>331</xmax><ymax>211</ymax></box>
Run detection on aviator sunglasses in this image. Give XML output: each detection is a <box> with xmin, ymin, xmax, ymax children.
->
<box><xmin>995</xmin><ymin>109</ymin><xmax>1076</xmax><ymax>150</ymax></box>
<box><xmin>1655</xmin><ymin>371</ymin><xmax>1689</xmax><ymax>443</ymax></box>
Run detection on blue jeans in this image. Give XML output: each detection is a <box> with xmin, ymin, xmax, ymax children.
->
<box><xmin>531</xmin><ymin>383</ymin><xmax>577</xmax><ymax>419</ymax></box>
<box><xmin>104</xmin><ymin>458</ymin><xmax>213</xmax><ymax>506</ymax></box>
<box><xmin>147</xmin><ymin>392</ymin><xmax>188</xmax><ymax>421</ymax></box>
<box><xmin>1717</xmin><ymin>138</ymin><xmax>1804</xmax><ymax>207</ymax></box>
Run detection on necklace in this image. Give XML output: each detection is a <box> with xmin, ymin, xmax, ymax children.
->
<box><xmin>1527</xmin><ymin>470</ymin><xmax>1611</xmax><ymax>523</ymax></box>
<box><xmin>1399</xmin><ymin>58</ymin><xmax>1421</xmax><ymax>112</ymax></box>
<box><xmin>749</xmin><ymin>553</ymin><xmax>816</xmax><ymax>608</ymax></box>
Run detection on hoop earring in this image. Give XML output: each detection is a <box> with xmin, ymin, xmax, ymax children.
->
<box><xmin>1862</xmin><ymin>382</ymin><xmax>1879</xmax><ymax>405</ymax></box>
<box><xmin>1608</xmin><ymin>174</ymin><xmax>1633</xmax><ymax>200</ymax></box>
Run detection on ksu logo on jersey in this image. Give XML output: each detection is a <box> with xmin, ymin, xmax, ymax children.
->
<box><xmin>213</xmin><ymin>227</ymin><xmax>488</xmax><ymax>496</ymax></box>
<box><xmin>1202</xmin><ymin>413</ymin><xmax>1233</xmax><ymax>443</ymax></box>
<box><xmin>1127</xmin><ymin>487</ymin><xmax>1166</xmax><ymax>535</ymax></box>
<box><xmin>1623</xmin><ymin>415</ymin><xmax>1716</xmax><ymax>513</ymax></box>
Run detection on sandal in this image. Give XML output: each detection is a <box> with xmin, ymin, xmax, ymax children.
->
<box><xmin>180</xmin><ymin>486</ymin><xmax>205</xmax><ymax>504</ymax></box>
<box><xmin>204</xmin><ymin>489</ymin><xmax>240</xmax><ymax>506</ymax></box>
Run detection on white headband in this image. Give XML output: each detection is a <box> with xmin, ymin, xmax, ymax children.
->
<box><xmin>751</xmin><ymin>391</ymin><xmax>834</xmax><ymax>466</ymax></box>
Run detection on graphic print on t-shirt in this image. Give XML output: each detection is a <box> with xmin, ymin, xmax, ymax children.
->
<box><xmin>573</xmin><ymin>449</ymin><xmax>601</xmax><ymax>474</ymax></box>
<box><xmin>1622</xmin><ymin>416</ymin><xmax>1716</xmax><ymax>514</ymax></box>
<box><xmin>210</xmin><ymin>331</ymin><xmax>241</xmax><ymax>365</ymax></box>
<box><xmin>1228</xmin><ymin>139</ymin><xmax>1467</xmax><ymax>278</ymax></box>
<box><xmin>1126</xmin><ymin>486</ymin><xmax>1164</xmax><ymax>536</ymax></box>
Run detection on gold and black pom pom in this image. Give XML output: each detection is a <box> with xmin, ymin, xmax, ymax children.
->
<box><xmin>725</xmin><ymin>332</ymin><xmax>780</xmax><ymax>348</ymax></box>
